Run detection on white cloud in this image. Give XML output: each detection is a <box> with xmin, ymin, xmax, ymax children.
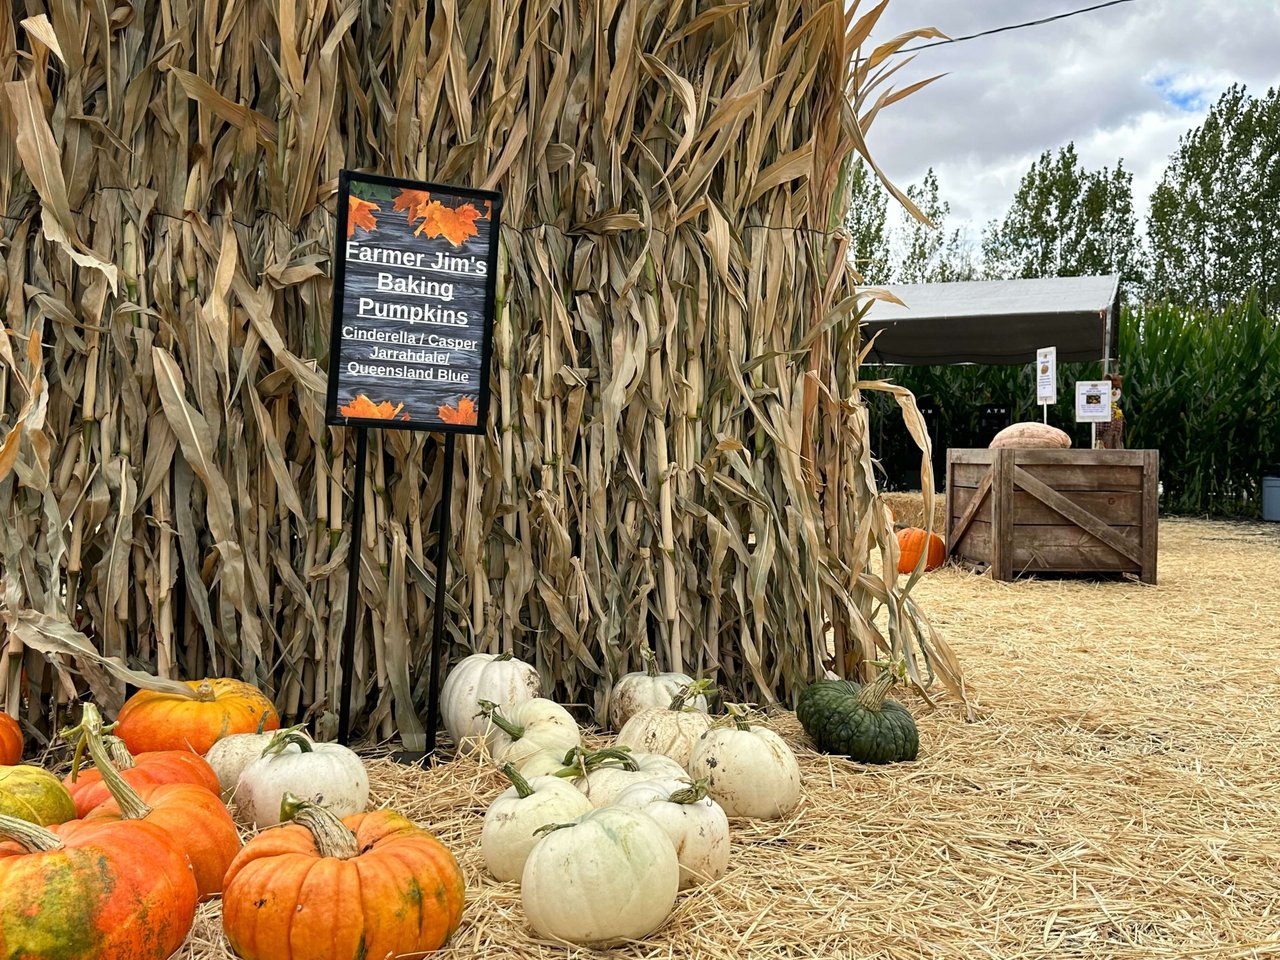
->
<box><xmin>860</xmin><ymin>0</ymin><xmax>1280</xmax><ymax>236</ymax></box>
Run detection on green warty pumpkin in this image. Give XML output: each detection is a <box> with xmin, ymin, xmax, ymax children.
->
<box><xmin>797</xmin><ymin>671</ymin><xmax>919</xmax><ymax>763</ymax></box>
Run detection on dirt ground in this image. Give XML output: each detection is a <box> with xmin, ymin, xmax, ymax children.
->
<box><xmin>180</xmin><ymin>517</ymin><xmax>1280</xmax><ymax>959</ymax></box>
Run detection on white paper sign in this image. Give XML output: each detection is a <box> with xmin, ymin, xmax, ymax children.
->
<box><xmin>1036</xmin><ymin>347</ymin><xmax>1057</xmax><ymax>405</ymax></box>
<box><xmin>1074</xmin><ymin>380</ymin><xmax>1113</xmax><ymax>423</ymax></box>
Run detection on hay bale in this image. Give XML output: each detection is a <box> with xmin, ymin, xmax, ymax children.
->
<box><xmin>884</xmin><ymin>491</ymin><xmax>947</xmax><ymax>532</ymax></box>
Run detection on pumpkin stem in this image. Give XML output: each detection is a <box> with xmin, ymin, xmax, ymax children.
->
<box><xmin>642</xmin><ymin>647</ymin><xmax>660</xmax><ymax>678</ymax></box>
<box><xmin>494</xmin><ymin>652</ymin><xmax>514</xmax><ymax>662</ymax></box>
<box><xmin>501</xmin><ymin>763</ymin><xmax>536</xmax><ymax>799</ymax></box>
<box><xmin>857</xmin><ymin>670</ymin><xmax>897</xmax><ymax>712</ymax></box>
<box><xmin>477</xmin><ymin>700</ymin><xmax>525</xmax><ymax>741</ymax></box>
<box><xmin>0</xmin><ymin>813</ymin><xmax>64</xmax><ymax>852</ymax></box>
<box><xmin>725</xmin><ymin>704</ymin><xmax>752</xmax><ymax>731</ymax></box>
<box><xmin>103</xmin><ymin>735</ymin><xmax>136</xmax><ymax>770</ymax></box>
<box><xmin>280</xmin><ymin>793</ymin><xmax>358</xmax><ymax>860</ymax></box>
<box><xmin>666</xmin><ymin>778</ymin><xmax>710</xmax><ymax>805</ymax></box>
<box><xmin>549</xmin><ymin>747</ymin><xmax>590</xmax><ymax>779</ymax></box>
<box><xmin>581</xmin><ymin>747</ymin><xmax>640</xmax><ymax>773</ymax></box>
<box><xmin>261</xmin><ymin>729</ymin><xmax>315</xmax><ymax>757</ymax></box>
<box><xmin>194</xmin><ymin>680</ymin><xmax>218</xmax><ymax>703</ymax></box>
<box><xmin>62</xmin><ymin>703</ymin><xmax>152</xmax><ymax>821</ymax></box>
<box><xmin>254</xmin><ymin>711</ymin><xmax>272</xmax><ymax>735</ymax></box>
<box><xmin>668</xmin><ymin>679</ymin><xmax>713</xmax><ymax>712</ymax></box>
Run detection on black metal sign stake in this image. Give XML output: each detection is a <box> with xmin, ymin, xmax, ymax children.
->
<box><xmin>337</xmin><ymin>425</ymin><xmax>369</xmax><ymax>746</ymax></box>
<box><xmin>424</xmin><ymin>433</ymin><xmax>456</xmax><ymax>759</ymax></box>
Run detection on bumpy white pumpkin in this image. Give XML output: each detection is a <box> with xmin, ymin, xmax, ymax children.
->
<box><xmin>687</xmin><ymin>714</ymin><xmax>800</xmax><ymax>819</ymax></box>
<box><xmin>441</xmin><ymin>652</ymin><xmax>541</xmax><ymax>750</ymax></box>
<box><xmin>482</xmin><ymin>764</ymin><xmax>593</xmax><ymax>882</ymax></box>
<box><xmin>235</xmin><ymin>730</ymin><xmax>369</xmax><ymax>828</ymax></box>
<box><xmin>616</xmin><ymin>681</ymin><xmax>714</xmax><ymax>768</ymax></box>
<box><xmin>521</xmin><ymin>807</ymin><xmax>679</xmax><ymax>945</ymax></box>
<box><xmin>609</xmin><ymin>650</ymin><xmax>707</xmax><ymax>731</ymax></box>
<box><xmin>483</xmin><ymin>698</ymin><xmax>580</xmax><ymax>772</ymax></box>
<box><xmin>204</xmin><ymin>723</ymin><xmax>301</xmax><ymax>799</ymax></box>
<box><xmin>575</xmin><ymin>748</ymin><xmax>687</xmax><ymax>807</ymax></box>
<box><xmin>613</xmin><ymin>777</ymin><xmax>730</xmax><ymax>889</ymax></box>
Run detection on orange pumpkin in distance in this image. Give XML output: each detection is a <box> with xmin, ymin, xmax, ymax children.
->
<box><xmin>896</xmin><ymin>527</ymin><xmax>946</xmax><ymax>573</ymax></box>
<box><xmin>0</xmin><ymin>712</ymin><xmax>20</xmax><ymax>766</ymax></box>
<box><xmin>114</xmin><ymin>678</ymin><xmax>280</xmax><ymax>755</ymax></box>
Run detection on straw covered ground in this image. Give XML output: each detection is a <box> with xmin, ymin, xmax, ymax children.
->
<box><xmin>179</xmin><ymin>517</ymin><xmax>1280</xmax><ymax>960</ymax></box>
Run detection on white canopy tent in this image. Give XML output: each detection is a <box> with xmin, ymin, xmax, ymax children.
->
<box><xmin>859</xmin><ymin>275</ymin><xmax>1121</xmax><ymax>368</ymax></box>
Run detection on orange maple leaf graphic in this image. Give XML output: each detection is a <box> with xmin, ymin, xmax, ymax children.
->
<box><xmin>392</xmin><ymin>189</ymin><xmax>482</xmax><ymax>248</ymax></box>
<box><xmin>437</xmin><ymin>203</ymin><xmax>482</xmax><ymax>246</ymax></box>
<box><xmin>412</xmin><ymin>200</ymin><xmax>449</xmax><ymax>239</ymax></box>
<box><xmin>437</xmin><ymin>397</ymin><xmax>478</xmax><ymax>426</ymax></box>
<box><xmin>347</xmin><ymin>196</ymin><xmax>379</xmax><ymax>237</ymax></box>
<box><xmin>392</xmin><ymin>189</ymin><xmax>433</xmax><ymax>223</ymax></box>
<box><xmin>340</xmin><ymin>394</ymin><xmax>406</xmax><ymax>420</ymax></box>
<box><xmin>482</xmin><ymin>200</ymin><xmax>492</xmax><ymax>220</ymax></box>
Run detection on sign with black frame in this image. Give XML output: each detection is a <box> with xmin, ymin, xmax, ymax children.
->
<box><xmin>326</xmin><ymin>171</ymin><xmax>501</xmax><ymax>434</ymax></box>
<box><xmin>325</xmin><ymin>171</ymin><xmax>501</xmax><ymax>757</ymax></box>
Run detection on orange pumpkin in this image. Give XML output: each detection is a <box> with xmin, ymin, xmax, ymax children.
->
<box><xmin>0</xmin><ymin>711</ymin><xmax>21</xmax><ymax>765</ymax></box>
<box><xmin>114</xmin><ymin>677</ymin><xmax>280</xmax><ymax>755</ymax></box>
<box><xmin>68</xmin><ymin>704</ymin><xmax>241</xmax><ymax>899</ymax></box>
<box><xmin>223</xmin><ymin>795</ymin><xmax>465</xmax><ymax>959</ymax></box>
<box><xmin>896</xmin><ymin>527</ymin><xmax>946</xmax><ymax>573</ymax></box>
<box><xmin>0</xmin><ymin>812</ymin><xmax>198</xmax><ymax>959</ymax></box>
<box><xmin>65</xmin><ymin>735</ymin><xmax>221</xmax><ymax>817</ymax></box>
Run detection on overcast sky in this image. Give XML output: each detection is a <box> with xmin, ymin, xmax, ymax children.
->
<box><xmin>864</xmin><ymin>0</ymin><xmax>1280</xmax><ymax>242</ymax></box>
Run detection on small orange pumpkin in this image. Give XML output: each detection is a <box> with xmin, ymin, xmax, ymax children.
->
<box><xmin>0</xmin><ymin>712</ymin><xmax>21</xmax><ymax>766</ymax></box>
<box><xmin>65</xmin><ymin>735</ymin><xmax>222</xmax><ymax>817</ymax></box>
<box><xmin>114</xmin><ymin>678</ymin><xmax>280</xmax><ymax>755</ymax></box>
<box><xmin>896</xmin><ymin>527</ymin><xmax>945</xmax><ymax>573</ymax></box>
<box><xmin>223</xmin><ymin>794</ymin><xmax>465</xmax><ymax>958</ymax></box>
<box><xmin>67</xmin><ymin>704</ymin><xmax>241</xmax><ymax>899</ymax></box>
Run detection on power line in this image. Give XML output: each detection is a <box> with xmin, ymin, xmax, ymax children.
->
<box><xmin>893</xmin><ymin>0</ymin><xmax>1140</xmax><ymax>56</ymax></box>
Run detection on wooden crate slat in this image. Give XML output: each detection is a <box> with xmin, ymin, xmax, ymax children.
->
<box><xmin>1012</xmin><ymin>466</ymin><xmax>1144</xmax><ymax>565</ymax></box>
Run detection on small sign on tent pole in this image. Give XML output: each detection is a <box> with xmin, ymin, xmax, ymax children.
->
<box><xmin>1036</xmin><ymin>346</ymin><xmax>1057</xmax><ymax>423</ymax></box>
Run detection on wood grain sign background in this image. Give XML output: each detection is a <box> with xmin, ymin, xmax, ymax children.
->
<box><xmin>326</xmin><ymin>172</ymin><xmax>502</xmax><ymax>433</ymax></box>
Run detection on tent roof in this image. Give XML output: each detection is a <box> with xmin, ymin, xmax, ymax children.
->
<box><xmin>860</xmin><ymin>275</ymin><xmax>1121</xmax><ymax>365</ymax></box>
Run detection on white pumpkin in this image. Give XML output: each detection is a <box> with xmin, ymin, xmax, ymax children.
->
<box><xmin>609</xmin><ymin>650</ymin><xmax>707</xmax><ymax>731</ymax></box>
<box><xmin>687</xmin><ymin>715</ymin><xmax>800</xmax><ymax>819</ymax></box>
<box><xmin>483</xmin><ymin>698</ymin><xmax>580</xmax><ymax>772</ymax></box>
<box><xmin>481</xmin><ymin>764</ymin><xmax>593</xmax><ymax>882</ymax></box>
<box><xmin>234</xmin><ymin>730</ymin><xmax>369</xmax><ymax>828</ymax></box>
<box><xmin>615</xmin><ymin>681</ymin><xmax>715</xmax><ymax>768</ymax></box>
<box><xmin>613</xmin><ymin>777</ymin><xmax>730</xmax><ymax>889</ymax></box>
<box><xmin>441</xmin><ymin>652</ymin><xmax>541</xmax><ymax>750</ymax></box>
<box><xmin>574</xmin><ymin>748</ymin><xmax>687</xmax><ymax>807</ymax></box>
<box><xmin>204</xmin><ymin>723</ymin><xmax>302</xmax><ymax>800</ymax></box>
<box><xmin>521</xmin><ymin>806</ymin><xmax>679</xmax><ymax>945</ymax></box>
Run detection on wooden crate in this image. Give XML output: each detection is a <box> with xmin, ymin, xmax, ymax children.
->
<box><xmin>946</xmin><ymin>448</ymin><xmax>1159</xmax><ymax>583</ymax></box>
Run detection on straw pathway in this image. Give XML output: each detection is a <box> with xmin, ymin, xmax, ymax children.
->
<box><xmin>179</xmin><ymin>517</ymin><xmax>1280</xmax><ymax>959</ymax></box>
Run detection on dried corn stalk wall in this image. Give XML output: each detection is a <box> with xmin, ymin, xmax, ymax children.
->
<box><xmin>0</xmin><ymin>0</ymin><xmax>962</xmax><ymax>744</ymax></box>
